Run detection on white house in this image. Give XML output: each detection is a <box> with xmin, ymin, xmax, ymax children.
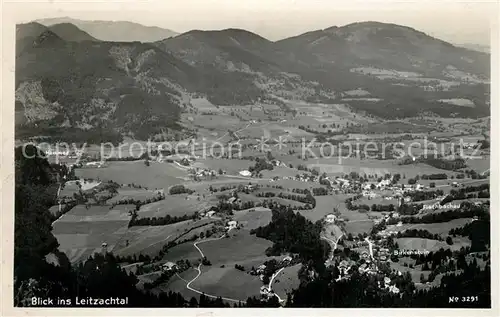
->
<box><xmin>384</xmin><ymin>277</ymin><xmax>391</xmax><ymax>286</ymax></box>
<box><xmin>378</xmin><ymin>179</ymin><xmax>391</xmax><ymax>188</ymax></box>
<box><xmin>206</xmin><ymin>210</ymin><xmax>216</xmax><ymax>218</ymax></box>
<box><xmin>325</xmin><ymin>214</ymin><xmax>336</xmax><ymax>223</ymax></box>
<box><xmin>256</xmin><ymin>265</ymin><xmax>266</xmax><ymax>274</ymax></box>
<box><xmin>358</xmin><ymin>263</ymin><xmax>368</xmax><ymax>274</ymax></box>
<box><xmin>226</xmin><ymin>220</ymin><xmax>238</xmax><ymax>230</ymax></box>
<box><xmin>282</xmin><ymin>255</ymin><xmax>293</xmax><ymax>263</ymax></box>
<box><xmin>162</xmin><ymin>262</ymin><xmax>177</xmax><ymax>271</ymax></box>
<box><xmin>85</xmin><ymin>161</ymin><xmax>103</xmax><ymax>168</ymax></box>
<box><xmin>239</xmin><ymin>170</ymin><xmax>251</xmax><ymax>177</ymax></box>
<box><xmin>363</xmin><ymin>191</ymin><xmax>378</xmax><ymax>199</ymax></box>
<box><xmin>389</xmin><ymin>285</ymin><xmax>400</xmax><ymax>294</ymax></box>
<box><xmin>260</xmin><ymin>285</ymin><xmax>270</xmax><ymax>296</ymax></box>
<box><xmin>228</xmin><ymin>197</ymin><xmax>238</xmax><ymax>204</ymax></box>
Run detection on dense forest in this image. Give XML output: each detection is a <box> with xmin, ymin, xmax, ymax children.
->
<box><xmin>250</xmin><ymin>206</ymin><xmax>329</xmax><ymax>269</ymax></box>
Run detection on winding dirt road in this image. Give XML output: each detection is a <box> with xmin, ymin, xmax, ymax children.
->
<box><xmin>183</xmin><ymin>230</ymin><xmax>247</xmax><ymax>304</ymax></box>
<box><xmin>267</xmin><ymin>267</ymin><xmax>285</xmax><ymax>303</ymax></box>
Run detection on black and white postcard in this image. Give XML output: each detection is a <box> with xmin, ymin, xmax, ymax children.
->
<box><xmin>1</xmin><ymin>0</ymin><xmax>498</xmax><ymax>316</ymax></box>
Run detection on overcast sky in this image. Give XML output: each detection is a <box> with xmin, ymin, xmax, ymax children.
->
<box><xmin>11</xmin><ymin>0</ymin><xmax>496</xmax><ymax>45</ymax></box>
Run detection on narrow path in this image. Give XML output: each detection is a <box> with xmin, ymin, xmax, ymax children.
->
<box><xmin>184</xmin><ymin>229</ymin><xmax>246</xmax><ymax>304</ymax></box>
<box><xmin>175</xmin><ymin>272</ymin><xmax>188</xmax><ymax>283</ymax></box>
<box><xmin>364</xmin><ymin>237</ymin><xmax>374</xmax><ymax>259</ymax></box>
<box><xmin>267</xmin><ymin>267</ymin><xmax>285</xmax><ymax>303</ymax></box>
<box><xmin>215</xmin><ymin>122</ymin><xmax>252</xmax><ymax>142</ymax></box>
<box><xmin>321</xmin><ymin>233</ymin><xmax>344</xmax><ymax>262</ymax></box>
<box><xmin>57</xmin><ymin>183</ymin><xmax>63</xmax><ymax>212</ymax></box>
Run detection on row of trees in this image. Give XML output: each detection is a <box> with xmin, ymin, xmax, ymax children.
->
<box><xmin>406</xmin><ymin>189</ymin><xmax>444</xmax><ymax>202</ymax></box>
<box><xmin>128</xmin><ymin>212</ymin><xmax>197</xmax><ymax>227</ymax></box>
<box><xmin>111</xmin><ymin>193</ymin><xmax>165</xmax><ymax>209</ymax></box>
<box><xmin>396</xmin><ymin>229</ymin><xmax>443</xmax><ymax>241</ymax></box>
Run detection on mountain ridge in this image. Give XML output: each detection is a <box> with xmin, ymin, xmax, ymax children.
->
<box><xmin>36</xmin><ymin>17</ymin><xmax>178</xmax><ymax>42</ymax></box>
<box><xmin>16</xmin><ymin>20</ymin><xmax>491</xmax><ymax>141</ymax></box>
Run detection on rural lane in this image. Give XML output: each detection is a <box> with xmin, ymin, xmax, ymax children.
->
<box><xmin>364</xmin><ymin>237</ymin><xmax>374</xmax><ymax>258</ymax></box>
<box><xmin>267</xmin><ymin>267</ymin><xmax>285</xmax><ymax>303</ymax></box>
<box><xmin>184</xmin><ymin>229</ymin><xmax>247</xmax><ymax>304</ymax></box>
<box><xmin>322</xmin><ymin>233</ymin><xmax>344</xmax><ymax>262</ymax></box>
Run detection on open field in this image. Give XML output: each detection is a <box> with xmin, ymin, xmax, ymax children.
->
<box><xmin>272</xmin><ymin>179</ymin><xmax>319</xmax><ymax>190</ymax></box>
<box><xmin>190</xmin><ymin>266</ymin><xmax>261</xmax><ymax>301</ymax></box>
<box><xmin>75</xmin><ymin>161</ymin><xmax>185</xmax><ymax>189</ymax></box>
<box><xmin>396</xmin><ymin>237</ymin><xmax>471</xmax><ymax>252</ymax></box>
<box><xmin>389</xmin><ymin>261</ymin><xmax>431</xmax><ymax>284</ymax></box>
<box><xmin>386</xmin><ymin>218</ymin><xmax>473</xmax><ymax>236</ymax></box>
<box><xmin>195</xmin><ymin>230</ymin><xmax>273</xmax><ymax>266</ymax></box>
<box><xmin>184</xmin><ymin>177</ymin><xmax>270</xmax><ymax>192</ymax></box>
<box><xmin>156</xmin><ymin>269</ymin><xmax>200</xmax><ymax>299</ymax></box>
<box><xmin>107</xmin><ymin>188</ymin><xmax>161</xmax><ymax>204</ymax></box>
<box><xmin>344</xmin><ymin>220</ymin><xmax>374</xmax><ymax>235</ymax></box>
<box><xmin>348</xmin><ymin>121</ymin><xmax>435</xmax><ymax>134</ymax></box>
<box><xmin>233</xmin><ymin>207</ymin><xmax>272</xmax><ymax>230</ymax></box>
<box><xmin>463</xmin><ymin>157</ymin><xmax>490</xmax><ymax>172</ymax></box>
<box><xmin>260</xmin><ymin>167</ymin><xmax>312</xmax><ymax>179</ymax></box>
<box><xmin>53</xmin><ymin>204</ymin><xmax>133</xmax><ymax>224</ymax></box>
<box><xmin>192</xmin><ymin>158</ymin><xmax>255</xmax><ymax>175</ymax></box>
<box><xmin>307</xmin><ymin>158</ymin><xmax>456</xmax><ymax>178</ymax></box>
<box><xmin>191</xmin><ymin>114</ymin><xmax>241</xmax><ymax>132</ymax></box>
<box><xmin>272</xmin><ymin>264</ymin><xmax>302</xmax><ymax>299</ymax></box>
<box><xmin>339</xmin><ymin>208</ymin><xmax>370</xmax><ymax>222</ymax></box>
<box><xmin>113</xmin><ymin>221</ymin><xmax>192</xmax><ymax>257</ymax></box>
<box><xmin>323</xmin><ymin>223</ymin><xmax>344</xmax><ymax>241</ymax></box>
<box><xmin>138</xmin><ymin>194</ymin><xmax>209</xmax><ymax>218</ymax></box>
<box><xmin>52</xmin><ymin>204</ymin><xmax>133</xmax><ymax>263</ymax></box>
<box><xmin>303</xmin><ymin>195</ymin><xmax>350</xmax><ymax>222</ymax></box>
<box><xmin>162</xmin><ymin>242</ymin><xmax>202</xmax><ymax>264</ymax></box>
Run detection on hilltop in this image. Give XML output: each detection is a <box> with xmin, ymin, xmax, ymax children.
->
<box><xmin>37</xmin><ymin>17</ymin><xmax>178</xmax><ymax>42</ymax></box>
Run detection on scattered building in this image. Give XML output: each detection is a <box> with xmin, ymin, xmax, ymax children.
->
<box><xmin>388</xmin><ymin>285</ymin><xmax>400</xmax><ymax>294</ymax></box>
<box><xmin>239</xmin><ymin>170</ymin><xmax>252</xmax><ymax>177</ymax></box>
<box><xmin>162</xmin><ymin>262</ymin><xmax>177</xmax><ymax>271</ymax></box>
<box><xmin>384</xmin><ymin>277</ymin><xmax>391</xmax><ymax>286</ymax></box>
<box><xmin>282</xmin><ymin>255</ymin><xmax>293</xmax><ymax>263</ymax></box>
<box><xmin>260</xmin><ymin>285</ymin><xmax>270</xmax><ymax>296</ymax></box>
<box><xmin>85</xmin><ymin>161</ymin><xmax>103</xmax><ymax>168</ymax></box>
<box><xmin>325</xmin><ymin>214</ymin><xmax>336</xmax><ymax>223</ymax></box>
<box><xmin>226</xmin><ymin>220</ymin><xmax>238</xmax><ymax>230</ymax></box>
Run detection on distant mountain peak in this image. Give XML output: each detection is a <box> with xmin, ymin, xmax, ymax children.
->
<box><xmin>36</xmin><ymin>17</ymin><xmax>178</xmax><ymax>42</ymax></box>
<box><xmin>48</xmin><ymin>23</ymin><xmax>98</xmax><ymax>42</ymax></box>
<box><xmin>182</xmin><ymin>28</ymin><xmax>270</xmax><ymax>41</ymax></box>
